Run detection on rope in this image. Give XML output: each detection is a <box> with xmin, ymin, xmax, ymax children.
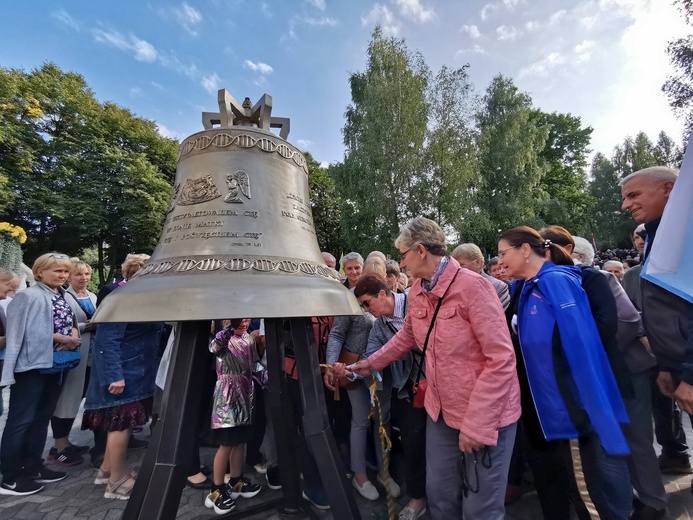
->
<box><xmin>368</xmin><ymin>376</ymin><xmax>395</xmax><ymax>520</ymax></box>
<box><xmin>321</xmin><ymin>364</ymin><xmax>395</xmax><ymax>520</ymax></box>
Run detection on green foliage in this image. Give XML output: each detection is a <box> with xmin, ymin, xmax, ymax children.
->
<box><xmin>334</xmin><ymin>26</ymin><xmax>430</xmax><ymax>256</ymax></box>
<box><xmin>465</xmin><ymin>75</ymin><xmax>549</xmax><ymax>251</ymax></box>
<box><xmin>304</xmin><ymin>152</ymin><xmax>345</xmax><ymax>256</ymax></box>
<box><xmin>588</xmin><ymin>153</ymin><xmax>634</xmax><ymax>248</ymax></box>
<box><xmin>0</xmin><ymin>62</ymin><xmax>177</xmax><ymax>282</ymax></box>
<box><xmin>533</xmin><ymin>111</ymin><xmax>595</xmax><ymax>237</ymax></box>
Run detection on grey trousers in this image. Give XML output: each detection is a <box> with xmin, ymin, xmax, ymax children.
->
<box><xmin>623</xmin><ymin>369</ymin><xmax>668</xmax><ymax>511</ymax></box>
<box><xmin>426</xmin><ymin>415</ymin><xmax>517</xmax><ymax>520</ymax></box>
<box><xmin>347</xmin><ymin>370</ymin><xmax>392</xmax><ymax>475</ymax></box>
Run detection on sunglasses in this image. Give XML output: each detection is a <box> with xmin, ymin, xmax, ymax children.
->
<box><xmin>359</xmin><ymin>297</ymin><xmax>374</xmax><ymax>309</ymax></box>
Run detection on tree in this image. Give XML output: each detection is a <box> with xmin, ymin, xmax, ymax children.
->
<box><xmin>423</xmin><ymin>65</ymin><xmax>479</xmax><ymax>243</ymax></box>
<box><xmin>333</xmin><ymin>27</ymin><xmax>429</xmax><ymax>256</ymax></box>
<box><xmin>465</xmin><ymin>75</ymin><xmax>549</xmax><ymax>252</ymax></box>
<box><xmin>663</xmin><ymin>1</ymin><xmax>693</xmax><ymax>134</ymax></box>
<box><xmin>612</xmin><ymin>132</ymin><xmax>658</xmax><ymax>176</ymax></box>
<box><xmin>588</xmin><ymin>153</ymin><xmax>634</xmax><ymax>248</ymax></box>
<box><xmin>533</xmin><ymin>111</ymin><xmax>595</xmax><ymax>236</ymax></box>
<box><xmin>653</xmin><ymin>130</ymin><xmax>684</xmax><ymax>167</ymax></box>
<box><xmin>304</xmin><ymin>152</ymin><xmax>345</xmax><ymax>256</ymax></box>
<box><xmin>0</xmin><ymin>63</ymin><xmax>177</xmax><ymax>283</ymax></box>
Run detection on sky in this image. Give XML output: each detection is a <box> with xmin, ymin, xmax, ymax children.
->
<box><xmin>0</xmin><ymin>0</ymin><xmax>689</xmax><ymax>167</ymax></box>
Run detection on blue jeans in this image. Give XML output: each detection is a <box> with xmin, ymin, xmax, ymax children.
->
<box><xmin>0</xmin><ymin>370</ymin><xmax>63</xmax><ymax>481</ymax></box>
<box><xmin>579</xmin><ymin>431</ymin><xmax>632</xmax><ymax>520</ymax></box>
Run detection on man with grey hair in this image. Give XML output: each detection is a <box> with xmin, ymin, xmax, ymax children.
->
<box><xmin>602</xmin><ymin>260</ymin><xmax>625</xmax><ymax>282</ymax></box>
<box><xmin>321</xmin><ymin>252</ymin><xmax>337</xmax><ymax>270</ymax></box>
<box><xmin>621</xmin><ymin>166</ymin><xmax>693</xmax><ymax>484</ymax></box>
<box><xmin>572</xmin><ymin>236</ymin><xmax>595</xmax><ymax>266</ymax></box>
<box><xmin>341</xmin><ymin>252</ymin><xmax>364</xmax><ymax>290</ymax></box>
<box><xmin>452</xmin><ymin>243</ymin><xmax>510</xmax><ymax>310</ymax></box>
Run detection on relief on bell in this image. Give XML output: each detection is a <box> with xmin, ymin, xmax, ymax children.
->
<box><xmin>177</xmin><ymin>175</ymin><xmax>222</xmax><ymax>206</ymax></box>
<box><xmin>224</xmin><ymin>170</ymin><xmax>250</xmax><ymax>204</ymax></box>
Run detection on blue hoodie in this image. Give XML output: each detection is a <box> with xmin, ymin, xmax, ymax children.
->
<box><xmin>517</xmin><ymin>262</ymin><xmax>630</xmax><ymax>456</ymax></box>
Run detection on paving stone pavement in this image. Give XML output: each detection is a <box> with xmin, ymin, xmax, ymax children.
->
<box><xmin>0</xmin><ymin>388</ymin><xmax>692</xmax><ymax>519</ymax></box>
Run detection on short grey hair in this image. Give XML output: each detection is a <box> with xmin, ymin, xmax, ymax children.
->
<box><xmin>321</xmin><ymin>251</ymin><xmax>336</xmax><ymax>264</ymax></box>
<box><xmin>619</xmin><ymin>166</ymin><xmax>678</xmax><ymax>187</ymax></box>
<box><xmin>451</xmin><ymin>243</ymin><xmax>484</xmax><ymax>265</ymax></box>
<box><xmin>572</xmin><ymin>236</ymin><xmax>594</xmax><ymax>265</ymax></box>
<box><xmin>342</xmin><ymin>252</ymin><xmax>364</xmax><ymax>265</ymax></box>
<box><xmin>603</xmin><ymin>260</ymin><xmax>624</xmax><ymax>272</ymax></box>
<box><xmin>385</xmin><ymin>259</ymin><xmax>400</xmax><ymax>277</ymax></box>
<box><xmin>395</xmin><ymin>217</ymin><xmax>446</xmax><ymax>256</ymax></box>
<box><xmin>633</xmin><ymin>223</ymin><xmax>645</xmax><ymax>235</ymax></box>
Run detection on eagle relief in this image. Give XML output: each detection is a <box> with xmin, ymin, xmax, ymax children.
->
<box><xmin>177</xmin><ymin>175</ymin><xmax>222</xmax><ymax>206</ymax></box>
<box><xmin>224</xmin><ymin>170</ymin><xmax>251</xmax><ymax>204</ymax></box>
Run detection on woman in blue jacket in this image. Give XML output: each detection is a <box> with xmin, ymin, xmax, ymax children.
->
<box><xmin>498</xmin><ymin>226</ymin><xmax>631</xmax><ymax>520</ymax></box>
<box><xmin>83</xmin><ymin>316</ymin><xmax>163</xmax><ymax>500</ymax></box>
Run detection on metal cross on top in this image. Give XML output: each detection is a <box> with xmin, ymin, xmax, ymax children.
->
<box><xmin>202</xmin><ymin>89</ymin><xmax>290</xmax><ymax>139</ymax></box>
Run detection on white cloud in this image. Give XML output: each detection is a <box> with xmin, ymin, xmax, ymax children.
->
<box><xmin>362</xmin><ymin>5</ymin><xmax>401</xmax><ymax>36</ymax></box>
<box><xmin>297</xmin><ymin>139</ymin><xmax>313</xmax><ymax>149</ymax></box>
<box><xmin>92</xmin><ymin>29</ymin><xmax>158</xmax><ymax>62</ymax></box>
<box><xmin>455</xmin><ymin>45</ymin><xmax>487</xmax><ymax>59</ymax></box>
<box><xmin>159</xmin><ymin>54</ymin><xmax>199</xmax><ymax>79</ymax></box>
<box><xmin>301</xmin><ymin>16</ymin><xmax>338</xmax><ymax>27</ymax></box>
<box><xmin>496</xmin><ymin>25</ymin><xmax>518</xmax><ymax>41</ymax></box>
<box><xmin>261</xmin><ymin>3</ymin><xmax>272</xmax><ymax>17</ymax></box>
<box><xmin>519</xmin><ymin>52</ymin><xmax>565</xmax><ymax>78</ymax></box>
<box><xmin>549</xmin><ymin>10</ymin><xmax>567</xmax><ymax>25</ymax></box>
<box><xmin>151</xmin><ymin>81</ymin><xmax>164</xmax><ymax>90</ymax></box>
<box><xmin>480</xmin><ymin>3</ymin><xmax>498</xmax><ymax>20</ymax></box>
<box><xmin>156</xmin><ymin>123</ymin><xmax>181</xmax><ymax>140</ymax></box>
<box><xmin>129</xmin><ymin>87</ymin><xmax>144</xmax><ymax>97</ymax></box>
<box><xmin>392</xmin><ymin>0</ymin><xmax>435</xmax><ymax>23</ymax></box>
<box><xmin>306</xmin><ymin>0</ymin><xmax>326</xmax><ymax>10</ymax></box>
<box><xmin>243</xmin><ymin>60</ymin><xmax>273</xmax><ymax>74</ymax></box>
<box><xmin>575</xmin><ymin>40</ymin><xmax>596</xmax><ymax>63</ymax></box>
<box><xmin>201</xmin><ymin>72</ymin><xmax>222</xmax><ymax>94</ymax></box>
<box><xmin>524</xmin><ymin>20</ymin><xmax>539</xmax><ymax>32</ymax></box>
<box><xmin>580</xmin><ymin>15</ymin><xmax>597</xmax><ymax>28</ymax></box>
<box><xmin>502</xmin><ymin>0</ymin><xmax>522</xmax><ymax>8</ymax></box>
<box><xmin>174</xmin><ymin>3</ymin><xmax>203</xmax><ymax>36</ymax></box>
<box><xmin>52</xmin><ymin>9</ymin><xmax>79</xmax><ymax>30</ymax></box>
<box><xmin>461</xmin><ymin>24</ymin><xmax>481</xmax><ymax>40</ymax></box>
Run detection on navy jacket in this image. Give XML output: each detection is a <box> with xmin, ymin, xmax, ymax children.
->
<box><xmin>85</xmin><ymin>321</ymin><xmax>164</xmax><ymax>410</ymax></box>
<box><xmin>517</xmin><ymin>263</ymin><xmax>630</xmax><ymax>455</ymax></box>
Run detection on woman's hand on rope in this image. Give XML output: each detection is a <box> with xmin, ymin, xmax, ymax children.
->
<box><xmin>347</xmin><ymin>358</ymin><xmax>373</xmax><ymax>376</ymax></box>
<box><xmin>323</xmin><ymin>370</ymin><xmax>335</xmax><ymax>391</ymax></box>
<box><xmin>459</xmin><ymin>431</ymin><xmax>485</xmax><ymax>454</ymax></box>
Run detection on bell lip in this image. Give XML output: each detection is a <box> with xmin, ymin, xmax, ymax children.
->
<box><xmin>91</xmin><ymin>274</ymin><xmax>363</xmax><ymax>323</ymax></box>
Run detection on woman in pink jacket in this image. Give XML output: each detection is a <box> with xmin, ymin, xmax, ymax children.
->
<box><xmin>339</xmin><ymin>217</ymin><xmax>521</xmax><ymax>520</ymax></box>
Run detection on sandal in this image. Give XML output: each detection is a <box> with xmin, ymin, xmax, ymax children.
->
<box><xmin>95</xmin><ymin>467</ymin><xmax>139</xmax><ymax>485</ymax></box>
<box><xmin>104</xmin><ymin>474</ymin><xmax>136</xmax><ymax>500</ymax></box>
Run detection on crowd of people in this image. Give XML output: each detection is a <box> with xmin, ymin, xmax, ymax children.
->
<box><xmin>0</xmin><ymin>164</ymin><xmax>690</xmax><ymax>520</ymax></box>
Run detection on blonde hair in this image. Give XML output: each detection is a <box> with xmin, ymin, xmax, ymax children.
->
<box><xmin>32</xmin><ymin>252</ymin><xmax>73</xmax><ymax>281</ymax></box>
<box><xmin>362</xmin><ymin>256</ymin><xmax>387</xmax><ymax>280</ymax></box>
<box><xmin>451</xmin><ymin>243</ymin><xmax>484</xmax><ymax>266</ymax></box>
<box><xmin>121</xmin><ymin>253</ymin><xmax>150</xmax><ymax>280</ymax></box>
<box><xmin>69</xmin><ymin>257</ymin><xmax>93</xmax><ymax>276</ymax></box>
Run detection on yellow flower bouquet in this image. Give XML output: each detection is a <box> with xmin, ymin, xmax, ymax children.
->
<box><xmin>0</xmin><ymin>222</ymin><xmax>25</xmax><ymax>272</ymax></box>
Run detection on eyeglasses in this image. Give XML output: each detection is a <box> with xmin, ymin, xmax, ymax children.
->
<box><xmin>359</xmin><ymin>297</ymin><xmax>374</xmax><ymax>309</ymax></box>
<box><xmin>399</xmin><ymin>249</ymin><xmax>412</xmax><ymax>262</ymax></box>
<box><xmin>47</xmin><ymin>253</ymin><xmax>70</xmax><ymax>260</ymax></box>
<box><xmin>498</xmin><ymin>245</ymin><xmax>519</xmax><ymax>260</ymax></box>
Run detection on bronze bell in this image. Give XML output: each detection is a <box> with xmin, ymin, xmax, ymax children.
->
<box><xmin>93</xmin><ymin>89</ymin><xmax>360</xmax><ymax>322</ymax></box>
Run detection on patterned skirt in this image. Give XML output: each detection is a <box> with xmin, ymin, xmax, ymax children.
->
<box><xmin>82</xmin><ymin>397</ymin><xmax>153</xmax><ymax>433</ymax></box>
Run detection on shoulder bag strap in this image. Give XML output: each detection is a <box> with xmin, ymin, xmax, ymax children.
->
<box><xmin>414</xmin><ymin>268</ymin><xmax>460</xmax><ymax>386</ymax></box>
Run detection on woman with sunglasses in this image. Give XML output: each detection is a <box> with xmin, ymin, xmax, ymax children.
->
<box><xmin>324</xmin><ymin>258</ymin><xmax>400</xmax><ymax>501</ymax></box>
<box><xmin>340</xmin><ymin>218</ymin><xmax>521</xmax><ymax>520</ymax></box>
<box><xmin>0</xmin><ymin>252</ymin><xmax>80</xmax><ymax>496</ymax></box>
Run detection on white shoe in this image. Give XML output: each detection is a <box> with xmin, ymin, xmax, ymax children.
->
<box><xmin>352</xmin><ymin>477</ymin><xmax>379</xmax><ymax>500</ymax></box>
<box><xmin>398</xmin><ymin>504</ymin><xmax>426</xmax><ymax>520</ymax></box>
<box><xmin>377</xmin><ymin>474</ymin><xmax>401</xmax><ymax>498</ymax></box>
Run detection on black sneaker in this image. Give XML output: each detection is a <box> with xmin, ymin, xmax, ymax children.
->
<box><xmin>127</xmin><ymin>437</ymin><xmax>148</xmax><ymax>451</ymax></box>
<box><xmin>266</xmin><ymin>465</ymin><xmax>281</xmax><ymax>490</ymax></box>
<box><xmin>26</xmin><ymin>466</ymin><xmax>67</xmax><ymax>483</ymax></box>
<box><xmin>48</xmin><ymin>446</ymin><xmax>83</xmax><ymax>467</ymax></box>
<box><xmin>205</xmin><ymin>486</ymin><xmax>236</xmax><ymax>515</ymax></box>
<box><xmin>229</xmin><ymin>476</ymin><xmax>262</xmax><ymax>499</ymax></box>
<box><xmin>0</xmin><ymin>478</ymin><xmax>43</xmax><ymax>496</ymax></box>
